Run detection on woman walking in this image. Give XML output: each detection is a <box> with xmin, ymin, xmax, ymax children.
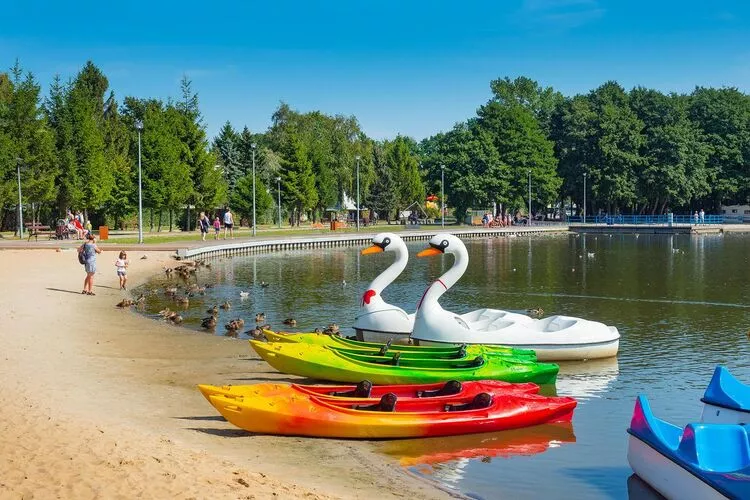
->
<box><xmin>81</xmin><ymin>233</ymin><xmax>102</xmax><ymax>295</ymax></box>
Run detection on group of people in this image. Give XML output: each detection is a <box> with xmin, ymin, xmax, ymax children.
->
<box><xmin>77</xmin><ymin>233</ymin><xmax>129</xmax><ymax>296</ymax></box>
<box><xmin>482</xmin><ymin>212</ymin><xmax>512</xmax><ymax>228</ymax></box>
<box><xmin>66</xmin><ymin>209</ymin><xmax>92</xmax><ymax>239</ymax></box>
<box><xmin>693</xmin><ymin>209</ymin><xmax>706</xmax><ymax>225</ymax></box>
<box><xmin>198</xmin><ymin>209</ymin><xmax>234</xmax><ymax>241</ymax></box>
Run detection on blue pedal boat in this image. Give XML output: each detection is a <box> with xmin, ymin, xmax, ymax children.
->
<box><xmin>701</xmin><ymin>366</ymin><xmax>750</xmax><ymax>424</ymax></box>
<box><xmin>627</xmin><ymin>395</ymin><xmax>750</xmax><ymax>500</ymax></box>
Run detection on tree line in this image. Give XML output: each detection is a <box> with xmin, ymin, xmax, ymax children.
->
<box><xmin>1</xmin><ymin>61</ymin><xmax>749</xmax><ymax>232</ymax></box>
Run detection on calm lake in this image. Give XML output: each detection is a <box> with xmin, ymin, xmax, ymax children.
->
<box><xmin>138</xmin><ymin>232</ymin><xmax>750</xmax><ymax>499</ymax></box>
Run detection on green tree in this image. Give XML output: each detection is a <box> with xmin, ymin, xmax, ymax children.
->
<box><xmin>213</xmin><ymin>120</ymin><xmax>242</xmax><ymax>192</ymax></box>
<box><xmin>385</xmin><ymin>135</ymin><xmax>424</xmax><ymax>219</ymax></box>
<box><xmin>366</xmin><ymin>143</ymin><xmax>397</xmax><ymax>223</ymax></box>
<box><xmin>229</xmin><ymin>174</ymin><xmax>273</xmax><ymax>225</ymax></box>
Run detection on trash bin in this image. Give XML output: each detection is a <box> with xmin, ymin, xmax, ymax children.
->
<box><xmin>99</xmin><ymin>226</ymin><xmax>109</xmax><ymax>240</ymax></box>
<box><xmin>330</xmin><ymin>220</ymin><xmax>336</xmax><ymax>231</ymax></box>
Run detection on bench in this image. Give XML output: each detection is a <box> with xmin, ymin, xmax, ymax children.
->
<box><xmin>25</xmin><ymin>224</ymin><xmax>54</xmax><ymax>241</ymax></box>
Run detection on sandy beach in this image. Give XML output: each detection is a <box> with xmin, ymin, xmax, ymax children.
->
<box><xmin>0</xmin><ymin>248</ymin><xmax>450</xmax><ymax>499</ymax></box>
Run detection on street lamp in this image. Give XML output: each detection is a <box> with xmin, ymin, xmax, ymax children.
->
<box><xmin>251</xmin><ymin>143</ymin><xmax>257</xmax><ymax>237</ymax></box>
<box><xmin>276</xmin><ymin>176</ymin><xmax>281</xmax><ymax>229</ymax></box>
<box><xmin>583</xmin><ymin>172</ymin><xmax>587</xmax><ymax>223</ymax></box>
<box><xmin>355</xmin><ymin>155</ymin><xmax>361</xmax><ymax>231</ymax></box>
<box><xmin>441</xmin><ymin>164</ymin><xmax>445</xmax><ymax>228</ymax></box>
<box><xmin>16</xmin><ymin>157</ymin><xmax>23</xmax><ymax>240</ymax></box>
<box><xmin>528</xmin><ymin>169</ymin><xmax>532</xmax><ymax>226</ymax></box>
<box><xmin>135</xmin><ymin>119</ymin><xmax>144</xmax><ymax>244</ymax></box>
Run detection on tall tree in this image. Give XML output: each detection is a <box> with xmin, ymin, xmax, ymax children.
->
<box><xmin>385</xmin><ymin>135</ymin><xmax>424</xmax><ymax>219</ymax></box>
<box><xmin>213</xmin><ymin>121</ymin><xmax>242</xmax><ymax>192</ymax></box>
<box><xmin>366</xmin><ymin>143</ymin><xmax>397</xmax><ymax>223</ymax></box>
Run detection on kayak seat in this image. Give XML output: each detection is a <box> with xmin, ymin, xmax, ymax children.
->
<box><xmin>416</xmin><ymin>380</ymin><xmax>463</xmax><ymax>398</ymax></box>
<box><xmin>452</xmin><ymin>345</ymin><xmax>467</xmax><ymax>359</ymax></box>
<box><xmin>391</xmin><ymin>352</ymin><xmax>401</xmax><ymax>366</ymax></box>
<box><xmin>466</xmin><ymin>356</ymin><xmax>484</xmax><ymax>368</ymax></box>
<box><xmin>354</xmin><ymin>393</ymin><xmax>398</xmax><ymax>412</ymax></box>
<box><xmin>330</xmin><ymin>380</ymin><xmax>373</xmax><ymax>398</ymax></box>
<box><xmin>444</xmin><ymin>393</ymin><xmax>493</xmax><ymax>412</ymax></box>
<box><xmin>378</xmin><ymin>339</ymin><xmax>393</xmax><ymax>356</ymax></box>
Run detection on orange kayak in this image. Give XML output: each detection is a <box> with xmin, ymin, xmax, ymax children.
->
<box><xmin>198</xmin><ymin>379</ymin><xmax>539</xmax><ymax>403</ymax></box>
<box><xmin>207</xmin><ymin>389</ymin><xmax>576</xmax><ymax>439</ymax></box>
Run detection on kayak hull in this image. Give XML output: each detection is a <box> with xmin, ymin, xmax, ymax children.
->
<box><xmin>208</xmin><ymin>391</ymin><xmax>576</xmax><ymax>439</ymax></box>
<box><xmin>250</xmin><ymin>341</ymin><xmax>559</xmax><ymax>385</ymax></box>
<box><xmin>198</xmin><ymin>380</ymin><xmax>539</xmax><ymax>403</ymax></box>
<box><xmin>413</xmin><ymin>337</ymin><xmax>619</xmax><ymax>362</ymax></box>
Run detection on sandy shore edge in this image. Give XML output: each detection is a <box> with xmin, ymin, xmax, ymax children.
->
<box><xmin>0</xmin><ymin>248</ymin><xmax>452</xmax><ymax>499</ymax></box>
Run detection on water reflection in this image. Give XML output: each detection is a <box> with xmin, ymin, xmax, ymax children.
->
<box><xmin>556</xmin><ymin>358</ymin><xmax>619</xmax><ymax>401</ymax></box>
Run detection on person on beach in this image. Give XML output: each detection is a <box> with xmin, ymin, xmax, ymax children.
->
<box><xmin>81</xmin><ymin>233</ymin><xmax>102</xmax><ymax>295</ymax></box>
<box><xmin>213</xmin><ymin>215</ymin><xmax>221</xmax><ymax>240</ymax></box>
<box><xmin>699</xmin><ymin>208</ymin><xmax>705</xmax><ymax>225</ymax></box>
<box><xmin>223</xmin><ymin>208</ymin><xmax>234</xmax><ymax>239</ymax></box>
<box><xmin>115</xmin><ymin>251</ymin><xmax>129</xmax><ymax>290</ymax></box>
<box><xmin>693</xmin><ymin>211</ymin><xmax>699</xmax><ymax>225</ymax></box>
<box><xmin>198</xmin><ymin>212</ymin><xmax>209</xmax><ymax>241</ymax></box>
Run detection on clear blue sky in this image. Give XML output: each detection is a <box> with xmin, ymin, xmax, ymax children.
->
<box><xmin>2</xmin><ymin>1</ymin><xmax>749</xmax><ymax>141</ymax></box>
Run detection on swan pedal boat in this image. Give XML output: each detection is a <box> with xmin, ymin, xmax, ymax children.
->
<box><xmin>411</xmin><ymin>234</ymin><xmax>620</xmax><ymax>361</ymax></box>
<box><xmin>700</xmin><ymin>366</ymin><xmax>750</xmax><ymax>424</ymax></box>
<box><xmin>250</xmin><ymin>340</ymin><xmax>559</xmax><ymax>385</ymax></box>
<box><xmin>354</xmin><ymin>233</ymin><xmax>533</xmax><ymax>344</ymax></box>
<box><xmin>627</xmin><ymin>395</ymin><xmax>750</xmax><ymax>500</ymax></box>
<box><xmin>261</xmin><ymin>331</ymin><xmax>537</xmax><ymax>360</ymax></box>
<box><xmin>198</xmin><ymin>379</ymin><xmax>539</xmax><ymax>403</ymax></box>
<box><xmin>207</xmin><ymin>389</ymin><xmax>576</xmax><ymax>439</ymax></box>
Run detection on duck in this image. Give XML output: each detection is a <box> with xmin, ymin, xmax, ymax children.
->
<box><xmin>158</xmin><ymin>307</ymin><xmax>172</xmax><ymax>318</ymax></box>
<box><xmin>282</xmin><ymin>318</ymin><xmax>297</xmax><ymax>327</ymax></box>
<box><xmin>225</xmin><ymin>318</ymin><xmax>245</xmax><ymax>331</ymax></box>
<box><xmin>164</xmin><ymin>287</ymin><xmax>178</xmax><ymax>296</ymax></box>
<box><xmin>245</xmin><ymin>327</ymin><xmax>266</xmax><ymax>340</ymax></box>
<box><xmin>175</xmin><ymin>296</ymin><xmax>190</xmax><ymax>306</ymax></box>
<box><xmin>353</xmin><ymin>233</ymin><xmax>414</xmax><ymax>341</ymax></box>
<box><xmin>206</xmin><ymin>305</ymin><xmax>219</xmax><ymax>315</ymax></box>
<box><xmin>116</xmin><ymin>299</ymin><xmax>134</xmax><ymax>308</ymax></box>
<box><xmin>255</xmin><ymin>312</ymin><xmax>266</xmax><ymax>322</ymax></box>
<box><xmin>259</xmin><ymin>281</ymin><xmax>270</xmax><ymax>288</ymax></box>
<box><xmin>164</xmin><ymin>267</ymin><xmax>173</xmax><ymax>276</ymax></box>
<box><xmin>220</xmin><ymin>301</ymin><xmax>231</xmax><ymax>310</ymax></box>
<box><xmin>323</xmin><ymin>323</ymin><xmax>340</xmax><ymax>335</ymax></box>
<box><xmin>410</xmin><ymin>233</ymin><xmax>620</xmax><ymax>361</ymax></box>
<box><xmin>527</xmin><ymin>307</ymin><xmax>544</xmax><ymax>318</ymax></box>
<box><xmin>167</xmin><ymin>312</ymin><xmax>182</xmax><ymax>324</ymax></box>
<box><xmin>587</xmin><ymin>252</ymin><xmax>595</xmax><ymax>258</ymax></box>
<box><xmin>201</xmin><ymin>316</ymin><xmax>217</xmax><ymax>329</ymax></box>
<box><xmin>239</xmin><ymin>291</ymin><xmax>250</xmax><ymax>298</ymax></box>
<box><xmin>313</xmin><ymin>328</ymin><xmax>323</xmax><ymax>333</ymax></box>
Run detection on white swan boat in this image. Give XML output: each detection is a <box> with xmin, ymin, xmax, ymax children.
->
<box><xmin>410</xmin><ymin>234</ymin><xmax>620</xmax><ymax>361</ymax></box>
<box><xmin>353</xmin><ymin>233</ymin><xmax>530</xmax><ymax>344</ymax></box>
<box><xmin>353</xmin><ymin>233</ymin><xmax>415</xmax><ymax>343</ymax></box>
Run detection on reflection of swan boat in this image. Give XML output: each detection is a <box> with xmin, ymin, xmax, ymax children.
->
<box><xmin>411</xmin><ymin>234</ymin><xmax>620</xmax><ymax>361</ymax></box>
<box><xmin>354</xmin><ymin>233</ymin><xmax>528</xmax><ymax>344</ymax></box>
<box><xmin>555</xmin><ymin>357</ymin><xmax>620</xmax><ymax>400</ymax></box>
<box><xmin>382</xmin><ymin>422</ymin><xmax>576</xmax><ymax>467</ymax></box>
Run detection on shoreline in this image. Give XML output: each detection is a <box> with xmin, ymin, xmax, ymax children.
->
<box><xmin>0</xmin><ymin>248</ymin><xmax>452</xmax><ymax>499</ymax></box>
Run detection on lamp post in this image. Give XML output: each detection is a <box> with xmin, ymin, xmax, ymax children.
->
<box><xmin>251</xmin><ymin>143</ymin><xmax>257</xmax><ymax>237</ymax></box>
<box><xmin>276</xmin><ymin>176</ymin><xmax>281</xmax><ymax>229</ymax></box>
<box><xmin>583</xmin><ymin>172</ymin><xmax>587</xmax><ymax>223</ymax></box>
<box><xmin>355</xmin><ymin>155</ymin><xmax>361</xmax><ymax>231</ymax></box>
<box><xmin>528</xmin><ymin>169</ymin><xmax>532</xmax><ymax>226</ymax></box>
<box><xmin>441</xmin><ymin>164</ymin><xmax>445</xmax><ymax>228</ymax></box>
<box><xmin>135</xmin><ymin>119</ymin><xmax>143</xmax><ymax>244</ymax></box>
<box><xmin>16</xmin><ymin>157</ymin><xmax>23</xmax><ymax>240</ymax></box>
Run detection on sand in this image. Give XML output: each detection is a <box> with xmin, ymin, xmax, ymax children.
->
<box><xmin>0</xmin><ymin>248</ymin><xmax>450</xmax><ymax>499</ymax></box>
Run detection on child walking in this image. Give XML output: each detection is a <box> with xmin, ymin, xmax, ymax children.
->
<box><xmin>213</xmin><ymin>215</ymin><xmax>221</xmax><ymax>240</ymax></box>
<box><xmin>115</xmin><ymin>251</ymin><xmax>129</xmax><ymax>290</ymax></box>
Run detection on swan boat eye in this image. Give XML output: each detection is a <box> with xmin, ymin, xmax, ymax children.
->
<box><xmin>430</xmin><ymin>240</ymin><xmax>449</xmax><ymax>252</ymax></box>
<box><xmin>376</xmin><ymin>238</ymin><xmax>391</xmax><ymax>250</ymax></box>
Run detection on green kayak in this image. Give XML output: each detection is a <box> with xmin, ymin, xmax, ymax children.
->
<box><xmin>262</xmin><ymin>331</ymin><xmax>537</xmax><ymax>361</ymax></box>
<box><xmin>250</xmin><ymin>340</ymin><xmax>558</xmax><ymax>385</ymax></box>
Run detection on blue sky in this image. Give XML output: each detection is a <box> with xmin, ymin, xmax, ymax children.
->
<box><xmin>2</xmin><ymin>0</ymin><xmax>749</xmax><ymax>141</ymax></box>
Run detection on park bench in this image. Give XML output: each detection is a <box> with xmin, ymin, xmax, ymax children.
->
<box><xmin>25</xmin><ymin>223</ymin><xmax>54</xmax><ymax>241</ymax></box>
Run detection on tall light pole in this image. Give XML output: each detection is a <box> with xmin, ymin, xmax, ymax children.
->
<box><xmin>528</xmin><ymin>169</ymin><xmax>532</xmax><ymax>226</ymax></box>
<box><xmin>355</xmin><ymin>155</ymin><xmax>361</xmax><ymax>231</ymax></box>
<box><xmin>441</xmin><ymin>164</ymin><xmax>445</xmax><ymax>228</ymax></box>
<box><xmin>135</xmin><ymin>120</ymin><xmax>144</xmax><ymax>244</ymax></box>
<box><xmin>16</xmin><ymin>157</ymin><xmax>23</xmax><ymax>240</ymax></box>
<box><xmin>583</xmin><ymin>172</ymin><xmax>587</xmax><ymax>223</ymax></box>
<box><xmin>251</xmin><ymin>143</ymin><xmax>257</xmax><ymax>236</ymax></box>
<box><xmin>276</xmin><ymin>176</ymin><xmax>282</xmax><ymax>229</ymax></box>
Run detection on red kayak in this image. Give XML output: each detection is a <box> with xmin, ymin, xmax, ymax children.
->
<box><xmin>198</xmin><ymin>379</ymin><xmax>539</xmax><ymax>403</ymax></box>
<box><xmin>207</xmin><ymin>389</ymin><xmax>577</xmax><ymax>438</ymax></box>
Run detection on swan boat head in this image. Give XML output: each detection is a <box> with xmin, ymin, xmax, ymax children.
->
<box><xmin>353</xmin><ymin>233</ymin><xmax>413</xmax><ymax>336</ymax></box>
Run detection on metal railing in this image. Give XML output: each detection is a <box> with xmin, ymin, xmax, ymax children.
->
<box><xmin>568</xmin><ymin>214</ymin><xmax>725</xmax><ymax>225</ymax></box>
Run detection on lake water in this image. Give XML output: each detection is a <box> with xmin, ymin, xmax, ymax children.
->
<box><xmin>138</xmin><ymin>232</ymin><xmax>750</xmax><ymax>499</ymax></box>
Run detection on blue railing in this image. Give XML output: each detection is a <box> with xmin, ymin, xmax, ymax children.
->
<box><xmin>568</xmin><ymin>214</ymin><xmax>725</xmax><ymax>225</ymax></box>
